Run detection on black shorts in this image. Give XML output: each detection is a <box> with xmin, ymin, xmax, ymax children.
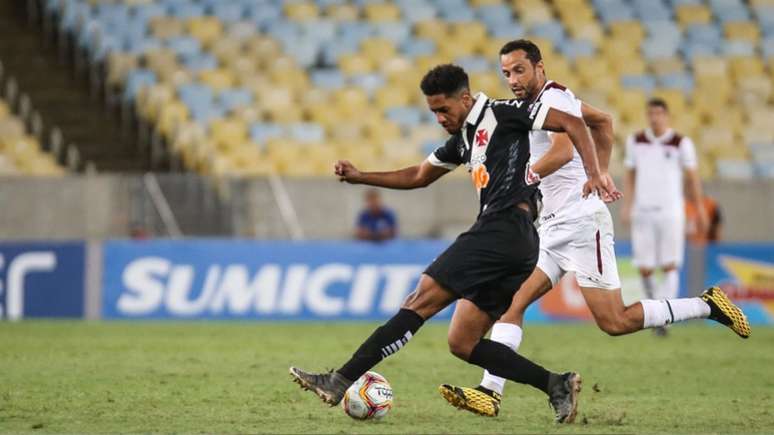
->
<box><xmin>424</xmin><ymin>206</ymin><xmax>539</xmax><ymax>319</ymax></box>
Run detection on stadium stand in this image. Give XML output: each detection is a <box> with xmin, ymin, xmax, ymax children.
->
<box><xmin>37</xmin><ymin>0</ymin><xmax>774</xmax><ymax>180</ymax></box>
<box><xmin>0</xmin><ymin>61</ymin><xmax>64</xmax><ymax>176</ymax></box>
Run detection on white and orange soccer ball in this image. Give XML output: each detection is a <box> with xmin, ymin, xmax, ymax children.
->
<box><xmin>341</xmin><ymin>371</ymin><xmax>393</xmax><ymax>420</ymax></box>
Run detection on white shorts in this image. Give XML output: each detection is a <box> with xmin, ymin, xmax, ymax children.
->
<box><xmin>537</xmin><ymin>208</ymin><xmax>621</xmax><ymax>290</ymax></box>
<box><xmin>631</xmin><ymin>210</ymin><xmax>685</xmax><ymax>269</ymax></box>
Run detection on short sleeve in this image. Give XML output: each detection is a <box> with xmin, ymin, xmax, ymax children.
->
<box><xmin>679</xmin><ymin>136</ymin><xmax>698</xmax><ymax>169</ymax></box>
<box><xmin>427</xmin><ymin>136</ymin><xmax>462</xmax><ymax>170</ymax></box>
<box><xmin>541</xmin><ymin>89</ymin><xmax>582</xmax><ymax>117</ymax></box>
<box><xmin>491</xmin><ymin>99</ymin><xmax>551</xmax><ymax>131</ymax></box>
<box><xmin>623</xmin><ymin>134</ymin><xmax>636</xmax><ymax>169</ymax></box>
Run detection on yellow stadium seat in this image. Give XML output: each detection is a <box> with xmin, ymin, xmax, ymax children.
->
<box><xmin>210</xmin><ymin>118</ymin><xmax>248</xmax><ymax>151</ymax></box>
<box><xmin>565</xmin><ymin>21</ymin><xmax>604</xmax><ymax>45</ymax></box>
<box><xmin>414</xmin><ymin>20</ymin><xmax>449</xmax><ymax>42</ymax></box>
<box><xmin>338</xmin><ymin>53</ymin><xmax>375</xmax><ymax>75</ymax></box>
<box><xmin>187</xmin><ymin>16</ymin><xmax>222</xmax><ymax>47</ymax></box>
<box><xmin>264</xmin><ymin>104</ymin><xmax>303</xmax><ymax>123</ymax></box>
<box><xmin>611</xmin><ymin>56</ymin><xmax>647</xmax><ymax>75</ymax></box>
<box><xmin>451</xmin><ymin>22</ymin><xmax>488</xmax><ymax>44</ymax></box>
<box><xmin>729</xmin><ymin>57</ymin><xmax>765</xmax><ymax>81</ymax></box>
<box><xmin>106</xmin><ymin>52</ymin><xmax>138</xmax><ymax>88</ymax></box>
<box><xmin>379</xmin><ymin>55</ymin><xmax>413</xmax><ymax>78</ymax></box>
<box><xmin>364</xmin><ymin>3</ymin><xmax>401</xmax><ymax>21</ymax></box>
<box><xmin>608</xmin><ymin>21</ymin><xmax>644</xmax><ymax>44</ymax></box>
<box><xmin>327</xmin><ymin>121</ymin><xmax>365</xmax><ymax>143</ymax></box>
<box><xmin>725</xmin><ymin>21</ymin><xmax>761</xmax><ymax>43</ymax></box>
<box><xmin>675</xmin><ymin>4</ymin><xmax>712</xmax><ymax>27</ymax></box>
<box><xmin>0</xmin><ymin>101</ymin><xmax>9</xmax><ymax>120</ymax></box>
<box><xmin>374</xmin><ymin>86</ymin><xmax>411</xmax><ymax>110</ymax></box>
<box><xmin>611</xmin><ymin>89</ymin><xmax>648</xmax><ymax>124</ymax></box>
<box><xmin>735</xmin><ymin>75</ymin><xmax>774</xmax><ymax>107</ymax></box>
<box><xmin>136</xmin><ymin>83</ymin><xmax>175</xmax><ymax>121</ymax></box>
<box><xmin>648</xmin><ymin>57</ymin><xmax>685</xmax><ymax>76</ymax></box>
<box><xmin>746</xmin><ymin>108</ymin><xmax>774</xmax><ymax>129</ymax></box>
<box><xmin>513</xmin><ymin>0</ymin><xmax>553</xmax><ymax>26</ymax></box>
<box><xmin>149</xmin><ymin>17</ymin><xmax>183</xmax><ymax>39</ymax></box>
<box><xmin>470</xmin><ymin>72</ymin><xmax>509</xmax><ymax>99</ymax></box>
<box><xmin>415</xmin><ymin>54</ymin><xmax>450</xmax><ymax>76</ymax></box>
<box><xmin>285</xmin><ymin>2</ymin><xmax>319</xmax><ymax>21</ymax></box>
<box><xmin>600</xmin><ymin>39</ymin><xmax>639</xmax><ymax>60</ymax></box>
<box><xmin>199</xmin><ymin>69</ymin><xmax>235</xmax><ymax>91</ymax></box>
<box><xmin>245</xmin><ymin>37</ymin><xmax>282</xmax><ymax>63</ymax></box>
<box><xmin>157</xmin><ymin>100</ymin><xmax>189</xmax><ymax>139</ymax></box>
<box><xmin>470</xmin><ymin>0</ymin><xmax>505</xmax><ymax>6</ymax></box>
<box><xmin>144</xmin><ymin>49</ymin><xmax>178</xmax><ymax>75</ymax></box>
<box><xmin>651</xmin><ymin>89</ymin><xmax>688</xmax><ymax>114</ymax></box>
<box><xmin>0</xmin><ymin>118</ymin><xmax>26</xmax><ymax>143</ymax></box>
<box><xmin>436</xmin><ymin>37</ymin><xmax>478</xmax><ymax>58</ymax></box>
<box><xmin>360</xmin><ymin>38</ymin><xmax>397</xmax><ymax>57</ymax></box>
<box><xmin>211</xmin><ymin>37</ymin><xmax>242</xmax><ymax>64</ymax></box>
<box><xmin>334</xmin><ymin>88</ymin><xmax>369</xmax><ymax>115</ymax></box>
<box><xmin>269</xmin><ymin>69</ymin><xmax>310</xmax><ymax>93</ymax></box>
<box><xmin>326</xmin><ymin>4</ymin><xmax>359</xmax><ymax>21</ymax></box>
<box><xmin>699</xmin><ymin>127</ymin><xmax>736</xmax><ymax>150</ymax></box>
<box><xmin>751</xmin><ymin>0</ymin><xmax>774</xmax><ymax>6</ymax></box>
<box><xmin>230</xmin><ymin>57</ymin><xmax>258</xmax><ymax>82</ymax></box>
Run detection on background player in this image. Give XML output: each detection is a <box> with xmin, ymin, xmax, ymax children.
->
<box><xmin>439</xmin><ymin>40</ymin><xmax>750</xmax><ymax>418</ymax></box>
<box><xmin>290</xmin><ymin>63</ymin><xmax>615</xmax><ymax>423</ymax></box>
<box><xmin>621</xmin><ymin>98</ymin><xmax>709</xmax><ymax>336</ymax></box>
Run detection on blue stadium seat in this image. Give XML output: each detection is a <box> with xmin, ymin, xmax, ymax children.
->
<box><xmin>311</xmin><ymin>69</ymin><xmax>346</xmax><ymax>90</ymax></box>
<box><xmin>680</xmin><ymin>41</ymin><xmax>717</xmax><ymax>60</ymax></box>
<box><xmin>59</xmin><ymin>0</ymin><xmax>90</xmax><ymax>32</ymax></box>
<box><xmin>488</xmin><ymin>21</ymin><xmax>526</xmax><ymax>40</ymax></box>
<box><xmin>167</xmin><ymin>36</ymin><xmax>201</xmax><ymax>57</ymax></box>
<box><xmin>300</xmin><ymin>20</ymin><xmax>337</xmax><ymax>42</ymax></box>
<box><xmin>94</xmin><ymin>34</ymin><xmax>123</xmax><ymax>61</ymax></box>
<box><xmin>321</xmin><ymin>39</ymin><xmax>359</xmax><ymax>66</ymax></box>
<box><xmin>455</xmin><ymin>56</ymin><xmax>492</xmax><ymax>74</ymax></box>
<box><xmin>123</xmin><ymin>69</ymin><xmax>156</xmax><ymax>102</ymax></box>
<box><xmin>338</xmin><ymin>21</ymin><xmax>374</xmax><ymax>44</ymax></box>
<box><xmin>126</xmin><ymin>37</ymin><xmax>161</xmax><ymax>55</ymax></box>
<box><xmin>132</xmin><ymin>3</ymin><xmax>167</xmax><ymax>22</ymax></box>
<box><xmin>439</xmin><ymin>5</ymin><xmax>476</xmax><ymax>23</ymax></box>
<box><xmin>246</xmin><ymin>3</ymin><xmax>282</xmax><ymax>29</ymax></box>
<box><xmin>421</xmin><ymin>138</ymin><xmax>443</xmax><ymax>156</ymax></box>
<box><xmin>209</xmin><ymin>2</ymin><xmax>245</xmax><ymax>23</ymax></box>
<box><xmin>189</xmin><ymin>103</ymin><xmax>226</xmax><ymax>125</ymax></box>
<box><xmin>386</xmin><ymin>107</ymin><xmax>424</xmax><ymax>128</ymax></box>
<box><xmin>632</xmin><ymin>0</ymin><xmax>672</xmax><ymax>21</ymax></box>
<box><xmin>476</xmin><ymin>4</ymin><xmax>515</xmax><ymax>28</ymax></box>
<box><xmin>723</xmin><ymin>40</ymin><xmax>755</xmax><ymax>57</ymax></box>
<box><xmin>399</xmin><ymin>38</ymin><xmax>437</xmax><ymax>58</ymax></box>
<box><xmin>251</xmin><ymin>122</ymin><xmax>286</xmax><ymax>145</ymax></box>
<box><xmin>621</xmin><ymin>74</ymin><xmax>657</xmax><ymax>94</ymax></box>
<box><xmin>530</xmin><ymin>21</ymin><xmax>566</xmax><ymax>47</ymax></box>
<box><xmin>281</xmin><ymin>37</ymin><xmax>320</xmax><ymax>68</ymax></box>
<box><xmin>642</xmin><ymin>38</ymin><xmax>680</xmax><ymax>59</ymax></box>
<box><xmin>178</xmin><ymin>83</ymin><xmax>214</xmax><ymax>109</ymax></box>
<box><xmin>644</xmin><ymin>20</ymin><xmax>681</xmax><ymax>40</ymax></box>
<box><xmin>350</xmin><ymin>73</ymin><xmax>386</xmax><ymax>95</ymax></box>
<box><xmin>685</xmin><ymin>24</ymin><xmax>723</xmax><ymax>45</ymax></box>
<box><xmin>397</xmin><ymin>2</ymin><xmax>437</xmax><ymax>23</ymax></box>
<box><xmin>166</xmin><ymin>1</ymin><xmax>205</xmax><ymax>19</ymax></box>
<box><xmin>288</xmin><ymin>123</ymin><xmax>325</xmax><ymax>143</ymax></box>
<box><xmin>219</xmin><ymin>88</ymin><xmax>253</xmax><ymax>112</ymax></box>
<box><xmin>181</xmin><ymin>53</ymin><xmax>218</xmax><ymax>71</ymax></box>
<box><xmin>559</xmin><ymin>39</ymin><xmax>596</xmax><ymax>60</ymax></box>
<box><xmin>373</xmin><ymin>22</ymin><xmax>412</xmax><ymax>45</ymax></box>
<box><xmin>658</xmin><ymin>72</ymin><xmax>694</xmax><ymax>93</ymax></box>
<box><xmin>762</xmin><ymin>38</ymin><xmax>774</xmax><ymax>58</ymax></box>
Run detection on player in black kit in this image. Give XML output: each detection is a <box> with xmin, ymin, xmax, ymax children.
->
<box><xmin>290</xmin><ymin>64</ymin><xmax>615</xmax><ymax>422</ymax></box>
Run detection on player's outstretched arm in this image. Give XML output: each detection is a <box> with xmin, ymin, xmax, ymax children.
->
<box><xmin>541</xmin><ymin>108</ymin><xmax>612</xmax><ymax>198</ymax></box>
<box><xmin>334</xmin><ymin>159</ymin><xmax>449</xmax><ymax>190</ymax></box>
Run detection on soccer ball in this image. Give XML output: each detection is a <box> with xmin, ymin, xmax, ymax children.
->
<box><xmin>341</xmin><ymin>371</ymin><xmax>393</xmax><ymax>420</ymax></box>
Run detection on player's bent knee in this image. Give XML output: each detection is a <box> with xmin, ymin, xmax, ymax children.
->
<box><xmin>595</xmin><ymin>314</ymin><xmax>635</xmax><ymax>336</ymax></box>
<box><xmin>447</xmin><ymin>336</ymin><xmax>475</xmax><ymax>361</ymax></box>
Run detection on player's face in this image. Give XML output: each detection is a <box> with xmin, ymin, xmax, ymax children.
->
<box><xmin>500</xmin><ymin>50</ymin><xmax>543</xmax><ymax>101</ymax></box>
<box><xmin>426</xmin><ymin>91</ymin><xmax>472</xmax><ymax>134</ymax></box>
<box><xmin>647</xmin><ymin>106</ymin><xmax>669</xmax><ymax>132</ymax></box>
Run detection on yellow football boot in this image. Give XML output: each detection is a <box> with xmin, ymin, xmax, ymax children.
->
<box><xmin>701</xmin><ymin>286</ymin><xmax>751</xmax><ymax>338</ymax></box>
<box><xmin>439</xmin><ymin>384</ymin><xmax>501</xmax><ymax>417</ymax></box>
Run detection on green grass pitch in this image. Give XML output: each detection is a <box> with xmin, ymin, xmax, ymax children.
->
<box><xmin>1</xmin><ymin>321</ymin><xmax>773</xmax><ymax>434</ymax></box>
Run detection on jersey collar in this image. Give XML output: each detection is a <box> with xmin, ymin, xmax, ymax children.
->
<box><xmin>465</xmin><ymin>92</ymin><xmax>489</xmax><ymax>126</ymax></box>
<box><xmin>534</xmin><ymin>80</ymin><xmax>554</xmax><ymax>102</ymax></box>
<box><xmin>645</xmin><ymin>127</ymin><xmax>675</xmax><ymax>143</ymax></box>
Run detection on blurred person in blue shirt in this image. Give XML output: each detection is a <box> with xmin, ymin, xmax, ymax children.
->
<box><xmin>355</xmin><ymin>188</ymin><xmax>397</xmax><ymax>241</ymax></box>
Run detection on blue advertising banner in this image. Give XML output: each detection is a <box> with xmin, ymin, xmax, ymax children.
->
<box><xmin>103</xmin><ymin>240</ymin><xmax>453</xmax><ymax>320</ymax></box>
<box><xmin>704</xmin><ymin>243</ymin><xmax>774</xmax><ymax>324</ymax></box>
<box><xmin>0</xmin><ymin>242</ymin><xmax>85</xmax><ymax>320</ymax></box>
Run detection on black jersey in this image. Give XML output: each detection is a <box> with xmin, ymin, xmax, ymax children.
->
<box><xmin>428</xmin><ymin>92</ymin><xmax>550</xmax><ymax>217</ymax></box>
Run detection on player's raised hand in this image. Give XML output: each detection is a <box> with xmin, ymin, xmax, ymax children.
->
<box><xmin>334</xmin><ymin>160</ymin><xmax>362</xmax><ymax>183</ymax></box>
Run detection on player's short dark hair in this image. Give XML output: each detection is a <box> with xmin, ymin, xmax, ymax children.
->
<box><xmin>647</xmin><ymin>97</ymin><xmax>669</xmax><ymax>112</ymax></box>
<box><xmin>420</xmin><ymin>64</ymin><xmax>469</xmax><ymax>97</ymax></box>
<box><xmin>499</xmin><ymin>39</ymin><xmax>543</xmax><ymax>65</ymax></box>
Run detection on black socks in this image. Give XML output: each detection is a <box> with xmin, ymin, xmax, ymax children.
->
<box><xmin>468</xmin><ymin>338</ymin><xmax>552</xmax><ymax>394</ymax></box>
<box><xmin>338</xmin><ymin>308</ymin><xmax>425</xmax><ymax>381</ymax></box>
